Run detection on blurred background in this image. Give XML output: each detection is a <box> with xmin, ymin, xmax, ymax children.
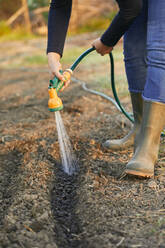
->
<box><xmin>0</xmin><ymin>0</ymin><xmax>117</xmax><ymax>38</ymax></box>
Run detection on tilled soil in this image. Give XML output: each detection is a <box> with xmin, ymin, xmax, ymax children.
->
<box><xmin>0</xmin><ymin>38</ymin><xmax>165</xmax><ymax>248</ymax></box>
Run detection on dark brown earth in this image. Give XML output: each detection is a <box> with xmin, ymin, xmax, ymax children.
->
<box><xmin>0</xmin><ymin>36</ymin><xmax>165</xmax><ymax>248</ymax></box>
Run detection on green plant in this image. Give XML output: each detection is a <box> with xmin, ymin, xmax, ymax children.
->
<box><xmin>28</xmin><ymin>0</ymin><xmax>49</xmax><ymax>10</ymax></box>
<box><xmin>23</xmin><ymin>55</ymin><xmax>47</xmax><ymax>65</ymax></box>
<box><xmin>0</xmin><ymin>21</ymin><xmax>11</xmax><ymax>36</ymax></box>
<box><xmin>0</xmin><ymin>26</ymin><xmax>37</xmax><ymax>41</ymax></box>
<box><xmin>69</xmin><ymin>11</ymin><xmax>117</xmax><ymax>35</ymax></box>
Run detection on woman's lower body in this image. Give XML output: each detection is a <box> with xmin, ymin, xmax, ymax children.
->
<box><xmin>105</xmin><ymin>0</ymin><xmax>165</xmax><ymax>177</ymax></box>
<box><xmin>125</xmin><ymin>0</ymin><xmax>165</xmax><ymax>102</ymax></box>
<box><xmin>103</xmin><ymin>0</ymin><xmax>148</xmax><ymax>150</ymax></box>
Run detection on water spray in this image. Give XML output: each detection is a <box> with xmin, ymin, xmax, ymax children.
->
<box><xmin>48</xmin><ymin>68</ymin><xmax>77</xmax><ymax>175</ymax></box>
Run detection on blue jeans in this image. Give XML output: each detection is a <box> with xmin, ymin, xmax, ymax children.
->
<box><xmin>124</xmin><ymin>0</ymin><xmax>165</xmax><ymax>103</ymax></box>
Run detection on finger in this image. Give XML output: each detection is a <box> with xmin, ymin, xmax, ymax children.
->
<box><xmin>59</xmin><ymin>80</ymin><xmax>71</xmax><ymax>92</ymax></box>
<box><xmin>102</xmin><ymin>51</ymin><xmax>107</xmax><ymax>56</ymax></box>
<box><xmin>91</xmin><ymin>40</ymin><xmax>96</xmax><ymax>47</ymax></box>
<box><xmin>50</xmin><ymin>70</ymin><xmax>64</xmax><ymax>81</ymax></box>
<box><xmin>61</xmin><ymin>81</ymin><xmax>70</xmax><ymax>91</ymax></box>
<box><xmin>55</xmin><ymin>70</ymin><xmax>64</xmax><ymax>81</ymax></box>
<box><xmin>92</xmin><ymin>44</ymin><xmax>96</xmax><ymax>50</ymax></box>
<box><xmin>100</xmin><ymin>50</ymin><xmax>110</xmax><ymax>56</ymax></box>
<box><xmin>95</xmin><ymin>48</ymin><xmax>101</xmax><ymax>54</ymax></box>
<box><xmin>50</xmin><ymin>72</ymin><xmax>56</xmax><ymax>79</ymax></box>
<box><xmin>64</xmin><ymin>80</ymin><xmax>70</xmax><ymax>87</ymax></box>
<box><xmin>95</xmin><ymin>47</ymin><xmax>104</xmax><ymax>56</ymax></box>
<box><xmin>96</xmin><ymin>50</ymin><xmax>104</xmax><ymax>56</ymax></box>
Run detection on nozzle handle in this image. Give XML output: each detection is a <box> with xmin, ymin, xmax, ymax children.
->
<box><xmin>49</xmin><ymin>70</ymin><xmax>64</xmax><ymax>93</ymax></box>
<box><xmin>49</xmin><ymin>69</ymin><xmax>73</xmax><ymax>93</ymax></box>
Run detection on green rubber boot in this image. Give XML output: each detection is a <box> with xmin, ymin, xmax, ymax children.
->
<box><xmin>125</xmin><ymin>101</ymin><xmax>165</xmax><ymax>178</ymax></box>
<box><xmin>103</xmin><ymin>92</ymin><xmax>143</xmax><ymax>150</ymax></box>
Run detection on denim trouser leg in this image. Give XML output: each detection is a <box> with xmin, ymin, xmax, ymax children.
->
<box><xmin>123</xmin><ymin>0</ymin><xmax>148</xmax><ymax>93</ymax></box>
<box><xmin>143</xmin><ymin>0</ymin><xmax>165</xmax><ymax>103</ymax></box>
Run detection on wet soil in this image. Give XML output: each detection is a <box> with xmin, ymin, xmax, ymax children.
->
<box><xmin>0</xmin><ymin>36</ymin><xmax>165</xmax><ymax>248</ymax></box>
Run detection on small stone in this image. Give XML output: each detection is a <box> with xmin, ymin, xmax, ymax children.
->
<box><xmin>46</xmin><ymin>244</ymin><xmax>58</xmax><ymax>248</ymax></box>
<box><xmin>30</xmin><ymin>221</ymin><xmax>43</xmax><ymax>232</ymax></box>
<box><xmin>11</xmin><ymin>244</ymin><xmax>21</xmax><ymax>248</ymax></box>
<box><xmin>25</xmin><ymin>231</ymin><xmax>36</xmax><ymax>238</ymax></box>
<box><xmin>6</xmin><ymin>224</ymin><xmax>17</xmax><ymax>233</ymax></box>
<box><xmin>148</xmin><ymin>180</ymin><xmax>157</xmax><ymax>189</ymax></box>
<box><xmin>24</xmin><ymin>194</ymin><xmax>38</xmax><ymax>201</ymax></box>
<box><xmin>90</xmin><ymin>139</ymin><xmax>95</xmax><ymax>145</ymax></box>
<box><xmin>37</xmin><ymin>211</ymin><xmax>49</xmax><ymax>222</ymax></box>
<box><xmin>37</xmin><ymin>231</ymin><xmax>49</xmax><ymax>242</ymax></box>
<box><xmin>158</xmin><ymin>175</ymin><xmax>165</xmax><ymax>182</ymax></box>
<box><xmin>5</xmin><ymin>215</ymin><xmax>16</xmax><ymax>225</ymax></box>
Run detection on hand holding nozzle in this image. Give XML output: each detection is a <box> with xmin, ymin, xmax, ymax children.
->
<box><xmin>48</xmin><ymin>52</ymin><xmax>72</xmax><ymax>91</ymax></box>
<box><xmin>60</xmin><ymin>69</ymin><xmax>73</xmax><ymax>92</ymax></box>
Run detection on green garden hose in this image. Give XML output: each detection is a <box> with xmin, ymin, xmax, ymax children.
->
<box><xmin>70</xmin><ymin>47</ymin><xmax>134</xmax><ymax>123</ymax></box>
<box><xmin>62</xmin><ymin>47</ymin><xmax>164</xmax><ymax>136</ymax></box>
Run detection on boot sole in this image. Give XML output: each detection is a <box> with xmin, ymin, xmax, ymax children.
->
<box><xmin>125</xmin><ymin>169</ymin><xmax>154</xmax><ymax>178</ymax></box>
<box><xmin>102</xmin><ymin>142</ymin><xmax>133</xmax><ymax>151</ymax></box>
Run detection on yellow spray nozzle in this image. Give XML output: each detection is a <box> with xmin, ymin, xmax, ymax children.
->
<box><xmin>48</xmin><ymin>88</ymin><xmax>63</xmax><ymax>112</ymax></box>
<box><xmin>48</xmin><ymin>69</ymin><xmax>73</xmax><ymax>112</ymax></box>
